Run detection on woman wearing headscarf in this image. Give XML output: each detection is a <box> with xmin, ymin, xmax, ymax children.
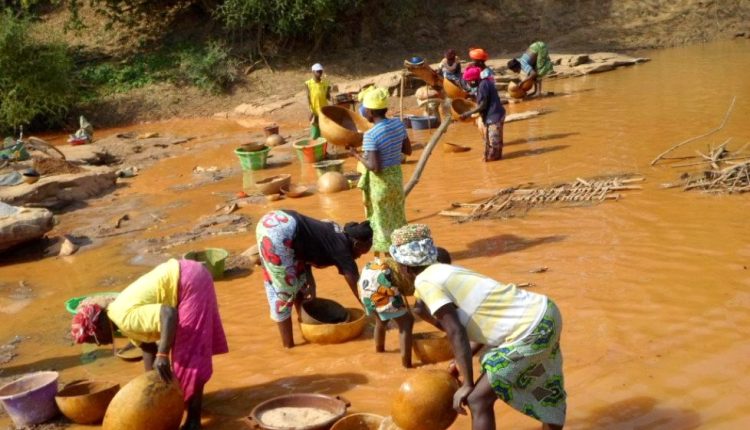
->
<box><xmin>507</xmin><ymin>41</ymin><xmax>554</xmax><ymax>97</ymax></box>
<box><xmin>459</xmin><ymin>66</ymin><xmax>506</xmax><ymax>161</ymax></box>
<box><xmin>469</xmin><ymin>47</ymin><xmax>494</xmax><ymax>81</ymax></box>
<box><xmin>389</xmin><ymin>224</ymin><xmax>566</xmax><ymax>430</ymax></box>
<box><xmin>256</xmin><ymin>209</ymin><xmax>373</xmax><ymax>348</ymax></box>
<box><xmin>70</xmin><ymin>259</ymin><xmax>228</xmax><ymax>430</ymax></box>
<box><xmin>349</xmin><ymin>87</ymin><xmax>412</xmax><ymax>255</ymax></box>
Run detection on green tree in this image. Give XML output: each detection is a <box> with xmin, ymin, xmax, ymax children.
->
<box><xmin>0</xmin><ymin>9</ymin><xmax>75</xmax><ymax>131</ymax></box>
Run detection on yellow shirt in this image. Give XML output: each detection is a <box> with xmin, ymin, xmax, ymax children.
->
<box><xmin>305</xmin><ymin>78</ymin><xmax>330</xmax><ymax>115</ymax></box>
<box><xmin>414</xmin><ymin>264</ymin><xmax>547</xmax><ymax>346</ymax></box>
<box><xmin>107</xmin><ymin>259</ymin><xmax>180</xmax><ymax>343</ymax></box>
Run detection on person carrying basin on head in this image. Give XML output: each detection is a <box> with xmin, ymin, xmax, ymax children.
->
<box><xmin>390</xmin><ymin>223</ymin><xmax>566</xmax><ymax>430</ymax></box>
<box><xmin>459</xmin><ymin>66</ymin><xmax>506</xmax><ymax>162</ymax></box>
<box><xmin>507</xmin><ymin>41</ymin><xmax>554</xmax><ymax>98</ymax></box>
<box><xmin>256</xmin><ymin>209</ymin><xmax>373</xmax><ymax>348</ymax></box>
<box><xmin>70</xmin><ymin>258</ymin><xmax>229</xmax><ymax>430</ymax></box>
<box><xmin>305</xmin><ymin>63</ymin><xmax>333</xmax><ymax>139</ymax></box>
<box><xmin>357</xmin><ymin>243</ymin><xmax>452</xmax><ymax>368</ymax></box>
<box><xmin>348</xmin><ymin>87</ymin><xmax>412</xmax><ymax>257</ymax></box>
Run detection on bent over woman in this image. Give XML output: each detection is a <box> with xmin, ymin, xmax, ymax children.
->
<box><xmin>71</xmin><ymin>259</ymin><xmax>228</xmax><ymax>430</ymax></box>
<box><xmin>256</xmin><ymin>209</ymin><xmax>373</xmax><ymax>348</ymax></box>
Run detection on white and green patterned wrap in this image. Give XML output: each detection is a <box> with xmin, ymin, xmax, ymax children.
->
<box><xmin>480</xmin><ymin>300</ymin><xmax>566</xmax><ymax>426</ymax></box>
<box><xmin>358</xmin><ymin>258</ymin><xmax>408</xmax><ymax>321</ymax></box>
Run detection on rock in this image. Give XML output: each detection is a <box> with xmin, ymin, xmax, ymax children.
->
<box><xmin>0</xmin><ymin>167</ymin><xmax>117</xmax><ymax>209</ymax></box>
<box><xmin>58</xmin><ymin>144</ymin><xmax>113</xmax><ymax>166</ymax></box>
<box><xmin>0</xmin><ymin>203</ymin><xmax>54</xmax><ymax>252</ymax></box>
<box><xmin>241</xmin><ymin>244</ymin><xmax>261</xmax><ymax>266</ymax></box>
<box><xmin>59</xmin><ymin>236</ymin><xmax>79</xmax><ymax>256</ymax></box>
<box><xmin>566</xmin><ymin>54</ymin><xmax>590</xmax><ymax>66</ymax></box>
<box><xmin>576</xmin><ymin>63</ymin><xmax>616</xmax><ymax>74</ymax></box>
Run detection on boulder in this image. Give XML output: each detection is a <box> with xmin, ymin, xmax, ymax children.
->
<box><xmin>0</xmin><ymin>203</ymin><xmax>54</xmax><ymax>252</ymax></box>
<box><xmin>58</xmin><ymin>144</ymin><xmax>113</xmax><ymax>166</ymax></box>
<box><xmin>0</xmin><ymin>167</ymin><xmax>117</xmax><ymax>209</ymax></box>
<box><xmin>576</xmin><ymin>63</ymin><xmax>616</xmax><ymax>74</ymax></box>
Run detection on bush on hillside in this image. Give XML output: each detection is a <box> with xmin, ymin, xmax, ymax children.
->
<box><xmin>177</xmin><ymin>42</ymin><xmax>238</xmax><ymax>94</ymax></box>
<box><xmin>0</xmin><ymin>9</ymin><xmax>75</xmax><ymax>132</ymax></box>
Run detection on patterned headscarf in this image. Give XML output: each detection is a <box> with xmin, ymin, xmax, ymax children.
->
<box><xmin>390</xmin><ymin>224</ymin><xmax>438</xmax><ymax>267</ymax></box>
<box><xmin>71</xmin><ymin>304</ymin><xmax>103</xmax><ymax>344</ymax></box>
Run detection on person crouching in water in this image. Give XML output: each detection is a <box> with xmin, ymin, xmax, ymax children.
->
<box><xmin>71</xmin><ymin>259</ymin><xmax>229</xmax><ymax>430</ymax></box>
<box><xmin>390</xmin><ymin>224</ymin><xmax>566</xmax><ymax>430</ymax></box>
<box><xmin>256</xmin><ymin>209</ymin><xmax>373</xmax><ymax>348</ymax></box>
<box><xmin>357</xmin><ymin>244</ymin><xmax>452</xmax><ymax>368</ymax></box>
<box><xmin>459</xmin><ymin>66</ymin><xmax>506</xmax><ymax>162</ymax></box>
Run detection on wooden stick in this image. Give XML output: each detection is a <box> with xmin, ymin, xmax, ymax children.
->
<box><xmin>439</xmin><ymin>210</ymin><xmax>468</xmax><ymax>217</ymax></box>
<box><xmin>399</xmin><ymin>72</ymin><xmax>405</xmax><ymax>122</ymax></box>
<box><xmin>651</xmin><ymin>96</ymin><xmax>737</xmax><ymax>166</ymax></box>
<box><xmin>404</xmin><ymin>109</ymin><xmax>453</xmax><ymax>197</ymax></box>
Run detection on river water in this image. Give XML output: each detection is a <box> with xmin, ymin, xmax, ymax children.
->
<box><xmin>1</xmin><ymin>40</ymin><xmax>749</xmax><ymax>429</ymax></box>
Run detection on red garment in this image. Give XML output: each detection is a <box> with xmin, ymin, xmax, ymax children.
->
<box><xmin>171</xmin><ymin>260</ymin><xmax>229</xmax><ymax>400</ymax></box>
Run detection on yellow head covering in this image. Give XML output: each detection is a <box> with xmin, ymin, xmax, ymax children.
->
<box><xmin>363</xmin><ymin>87</ymin><xmax>389</xmax><ymax>110</ymax></box>
<box><xmin>357</xmin><ymin>85</ymin><xmax>375</xmax><ymax>102</ymax></box>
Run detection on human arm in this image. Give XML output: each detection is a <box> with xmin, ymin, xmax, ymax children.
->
<box><xmin>460</xmin><ymin>99</ymin><xmax>488</xmax><ymax>120</ymax></box>
<box><xmin>434</xmin><ymin>303</ymin><xmax>474</xmax><ymax>414</ymax></box>
<box><xmin>350</xmin><ymin>147</ymin><xmax>382</xmax><ymax>173</ymax></box>
<box><xmin>153</xmin><ymin>305</ymin><xmax>177</xmax><ymax>382</ymax></box>
<box><xmin>342</xmin><ymin>270</ymin><xmax>361</xmax><ymax>302</ymax></box>
<box><xmin>304</xmin><ymin>264</ymin><xmax>317</xmax><ymax>300</ymax></box>
<box><xmin>305</xmin><ymin>85</ymin><xmax>314</xmax><ymax>121</ymax></box>
<box><xmin>414</xmin><ymin>299</ymin><xmax>442</xmax><ymax>330</ymax></box>
<box><xmin>401</xmin><ymin>135</ymin><xmax>412</xmax><ymax>156</ymax></box>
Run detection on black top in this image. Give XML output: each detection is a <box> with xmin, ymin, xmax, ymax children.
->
<box><xmin>287</xmin><ymin>210</ymin><xmax>358</xmax><ymax>276</ymax></box>
<box><xmin>476</xmin><ymin>79</ymin><xmax>506</xmax><ymax>125</ymax></box>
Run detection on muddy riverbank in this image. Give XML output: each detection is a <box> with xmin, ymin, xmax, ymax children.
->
<box><xmin>1</xmin><ymin>39</ymin><xmax>749</xmax><ymax>429</ymax></box>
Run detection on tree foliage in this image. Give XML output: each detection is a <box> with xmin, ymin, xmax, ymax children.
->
<box><xmin>0</xmin><ymin>9</ymin><xmax>75</xmax><ymax>131</ymax></box>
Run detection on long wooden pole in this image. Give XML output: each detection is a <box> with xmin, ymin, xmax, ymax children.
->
<box><xmin>404</xmin><ymin>109</ymin><xmax>453</xmax><ymax>197</ymax></box>
<box><xmin>399</xmin><ymin>72</ymin><xmax>405</xmax><ymax>122</ymax></box>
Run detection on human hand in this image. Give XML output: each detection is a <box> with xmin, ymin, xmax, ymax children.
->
<box><xmin>154</xmin><ymin>354</ymin><xmax>173</xmax><ymax>383</ymax></box>
<box><xmin>453</xmin><ymin>383</ymin><xmax>474</xmax><ymax>415</ymax></box>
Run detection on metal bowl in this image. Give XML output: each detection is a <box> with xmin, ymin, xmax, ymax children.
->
<box><xmin>246</xmin><ymin>393</ymin><xmax>350</xmax><ymax>430</ymax></box>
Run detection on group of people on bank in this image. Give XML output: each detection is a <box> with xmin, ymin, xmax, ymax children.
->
<box><xmin>69</xmin><ymin>41</ymin><xmax>564</xmax><ymax>430</ymax></box>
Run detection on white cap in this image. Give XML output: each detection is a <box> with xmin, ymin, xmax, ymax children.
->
<box><xmin>311</xmin><ymin>63</ymin><xmax>324</xmax><ymax>72</ymax></box>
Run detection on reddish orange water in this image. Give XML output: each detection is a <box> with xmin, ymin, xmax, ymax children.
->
<box><xmin>2</xmin><ymin>40</ymin><xmax>750</xmax><ymax>429</ymax></box>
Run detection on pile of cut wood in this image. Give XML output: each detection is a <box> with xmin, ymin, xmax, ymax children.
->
<box><xmin>441</xmin><ymin>174</ymin><xmax>643</xmax><ymax>222</ymax></box>
<box><xmin>662</xmin><ymin>140</ymin><xmax>750</xmax><ymax>194</ymax></box>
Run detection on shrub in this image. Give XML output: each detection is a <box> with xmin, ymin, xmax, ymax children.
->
<box><xmin>0</xmin><ymin>9</ymin><xmax>75</xmax><ymax>132</ymax></box>
<box><xmin>177</xmin><ymin>42</ymin><xmax>238</xmax><ymax>94</ymax></box>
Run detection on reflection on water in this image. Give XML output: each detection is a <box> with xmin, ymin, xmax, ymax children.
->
<box><xmin>1</xmin><ymin>40</ymin><xmax>750</xmax><ymax>429</ymax></box>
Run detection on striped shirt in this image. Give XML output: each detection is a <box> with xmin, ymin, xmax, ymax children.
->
<box><xmin>362</xmin><ymin>118</ymin><xmax>407</xmax><ymax>168</ymax></box>
<box><xmin>519</xmin><ymin>52</ymin><xmax>535</xmax><ymax>74</ymax></box>
<box><xmin>414</xmin><ymin>264</ymin><xmax>547</xmax><ymax>346</ymax></box>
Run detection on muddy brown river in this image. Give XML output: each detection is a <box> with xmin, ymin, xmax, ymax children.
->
<box><xmin>1</xmin><ymin>40</ymin><xmax>749</xmax><ymax>429</ymax></box>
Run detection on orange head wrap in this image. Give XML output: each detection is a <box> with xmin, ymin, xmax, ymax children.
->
<box><xmin>469</xmin><ymin>48</ymin><xmax>489</xmax><ymax>61</ymax></box>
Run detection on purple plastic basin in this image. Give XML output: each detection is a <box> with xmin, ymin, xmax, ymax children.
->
<box><xmin>0</xmin><ymin>371</ymin><xmax>59</xmax><ymax>427</ymax></box>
